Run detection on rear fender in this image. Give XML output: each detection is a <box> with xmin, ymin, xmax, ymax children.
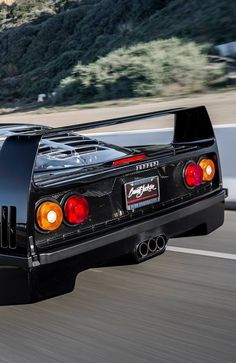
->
<box><xmin>0</xmin><ymin>135</ymin><xmax>42</xmax><ymax>255</ymax></box>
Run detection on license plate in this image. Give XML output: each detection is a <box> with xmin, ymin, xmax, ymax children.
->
<box><xmin>124</xmin><ymin>176</ymin><xmax>160</xmax><ymax>210</ymax></box>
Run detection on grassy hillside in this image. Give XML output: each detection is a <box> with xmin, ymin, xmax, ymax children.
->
<box><xmin>0</xmin><ymin>0</ymin><xmax>235</xmax><ymax>105</ymax></box>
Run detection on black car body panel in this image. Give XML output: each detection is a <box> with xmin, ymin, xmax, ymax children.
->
<box><xmin>0</xmin><ymin>106</ymin><xmax>226</xmax><ymax>304</ymax></box>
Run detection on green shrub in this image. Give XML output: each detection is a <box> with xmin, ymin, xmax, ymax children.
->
<box><xmin>55</xmin><ymin>39</ymin><xmax>210</xmax><ymax>103</ymax></box>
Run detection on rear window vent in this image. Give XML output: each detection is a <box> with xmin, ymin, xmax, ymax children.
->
<box><xmin>35</xmin><ymin>132</ymin><xmax>129</xmax><ymax>171</ymax></box>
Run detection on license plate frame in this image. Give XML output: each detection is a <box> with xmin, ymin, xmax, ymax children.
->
<box><xmin>124</xmin><ymin>176</ymin><xmax>160</xmax><ymax>211</ymax></box>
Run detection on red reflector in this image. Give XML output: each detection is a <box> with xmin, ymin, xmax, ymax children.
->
<box><xmin>113</xmin><ymin>154</ymin><xmax>146</xmax><ymax>166</ymax></box>
<box><xmin>64</xmin><ymin>196</ymin><xmax>89</xmax><ymax>224</ymax></box>
<box><xmin>184</xmin><ymin>163</ymin><xmax>203</xmax><ymax>187</ymax></box>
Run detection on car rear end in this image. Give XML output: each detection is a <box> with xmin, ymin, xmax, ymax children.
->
<box><xmin>0</xmin><ymin>106</ymin><xmax>226</xmax><ymax>304</ymax></box>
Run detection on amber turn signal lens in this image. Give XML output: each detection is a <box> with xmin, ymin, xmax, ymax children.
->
<box><xmin>199</xmin><ymin>159</ymin><xmax>216</xmax><ymax>182</ymax></box>
<box><xmin>36</xmin><ymin>201</ymin><xmax>63</xmax><ymax>231</ymax></box>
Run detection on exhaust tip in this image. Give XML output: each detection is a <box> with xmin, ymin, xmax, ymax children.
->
<box><xmin>148</xmin><ymin>238</ymin><xmax>158</xmax><ymax>253</ymax></box>
<box><xmin>137</xmin><ymin>242</ymin><xmax>149</xmax><ymax>258</ymax></box>
<box><xmin>156</xmin><ymin>235</ymin><xmax>166</xmax><ymax>250</ymax></box>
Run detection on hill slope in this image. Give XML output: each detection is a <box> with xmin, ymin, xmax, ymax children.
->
<box><xmin>0</xmin><ymin>0</ymin><xmax>235</xmax><ymax>105</ymax></box>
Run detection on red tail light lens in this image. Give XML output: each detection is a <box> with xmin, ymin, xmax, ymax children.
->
<box><xmin>184</xmin><ymin>163</ymin><xmax>203</xmax><ymax>187</ymax></box>
<box><xmin>64</xmin><ymin>195</ymin><xmax>89</xmax><ymax>224</ymax></box>
<box><xmin>113</xmin><ymin>154</ymin><xmax>146</xmax><ymax>166</ymax></box>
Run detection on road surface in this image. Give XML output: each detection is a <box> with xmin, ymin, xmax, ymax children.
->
<box><xmin>0</xmin><ymin>211</ymin><xmax>235</xmax><ymax>363</ymax></box>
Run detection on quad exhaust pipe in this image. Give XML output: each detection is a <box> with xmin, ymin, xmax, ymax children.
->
<box><xmin>136</xmin><ymin>235</ymin><xmax>167</xmax><ymax>260</ymax></box>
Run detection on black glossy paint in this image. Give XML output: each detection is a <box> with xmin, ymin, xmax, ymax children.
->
<box><xmin>0</xmin><ymin>106</ymin><xmax>226</xmax><ymax>304</ymax></box>
<box><xmin>0</xmin><ymin>134</ymin><xmax>42</xmax><ymax>257</ymax></box>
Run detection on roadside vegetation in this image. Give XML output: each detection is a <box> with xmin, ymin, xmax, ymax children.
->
<box><xmin>55</xmin><ymin>39</ymin><xmax>214</xmax><ymax>104</ymax></box>
<box><xmin>0</xmin><ymin>0</ymin><xmax>235</xmax><ymax>107</ymax></box>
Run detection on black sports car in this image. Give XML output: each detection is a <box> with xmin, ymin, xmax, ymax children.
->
<box><xmin>0</xmin><ymin>106</ymin><xmax>227</xmax><ymax>304</ymax></box>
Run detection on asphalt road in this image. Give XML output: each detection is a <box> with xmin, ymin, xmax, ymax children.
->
<box><xmin>0</xmin><ymin>211</ymin><xmax>234</xmax><ymax>363</ymax></box>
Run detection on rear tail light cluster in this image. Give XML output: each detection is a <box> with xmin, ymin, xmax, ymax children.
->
<box><xmin>36</xmin><ymin>195</ymin><xmax>89</xmax><ymax>232</ymax></box>
<box><xmin>184</xmin><ymin>158</ymin><xmax>216</xmax><ymax>188</ymax></box>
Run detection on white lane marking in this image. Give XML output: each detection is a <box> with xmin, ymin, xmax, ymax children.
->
<box><xmin>90</xmin><ymin>268</ymin><xmax>103</xmax><ymax>273</ymax></box>
<box><xmin>167</xmin><ymin>246</ymin><xmax>236</xmax><ymax>261</ymax></box>
<box><xmin>214</xmin><ymin>123</ymin><xmax>236</xmax><ymax>128</ymax></box>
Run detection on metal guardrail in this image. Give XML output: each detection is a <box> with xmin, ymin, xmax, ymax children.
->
<box><xmin>87</xmin><ymin>124</ymin><xmax>236</xmax><ymax>209</ymax></box>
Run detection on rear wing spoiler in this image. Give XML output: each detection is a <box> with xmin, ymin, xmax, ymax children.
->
<box><xmin>0</xmin><ymin>106</ymin><xmax>216</xmax><ymax>260</ymax></box>
<box><xmin>43</xmin><ymin>105</ymin><xmax>215</xmax><ymax>143</ymax></box>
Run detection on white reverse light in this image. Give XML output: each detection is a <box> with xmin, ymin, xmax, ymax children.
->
<box><xmin>47</xmin><ymin>210</ymin><xmax>57</xmax><ymax>224</ymax></box>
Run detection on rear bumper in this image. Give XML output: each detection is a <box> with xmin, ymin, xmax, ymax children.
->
<box><xmin>0</xmin><ymin>189</ymin><xmax>226</xmax><ymax>269</ymax></box>
<box><xmin>39</xmin><ymin>188</ymin><xmax>226</xmax><ymax>265</ymax></box>
<box><xmin>0</xmin><ymin>189</ymin><xmax>226</xmax><ymax>305</ymax></box>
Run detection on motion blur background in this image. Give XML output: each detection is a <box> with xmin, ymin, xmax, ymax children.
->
<box><xmin>0</xmin><ymin>2</ymin><xmax>236</xmax><ymax>363</ymax></box>
<box><xmin>0</xmin><ymin>0</ymin><xmax>236</xmax><ymax>110</ymax></box>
